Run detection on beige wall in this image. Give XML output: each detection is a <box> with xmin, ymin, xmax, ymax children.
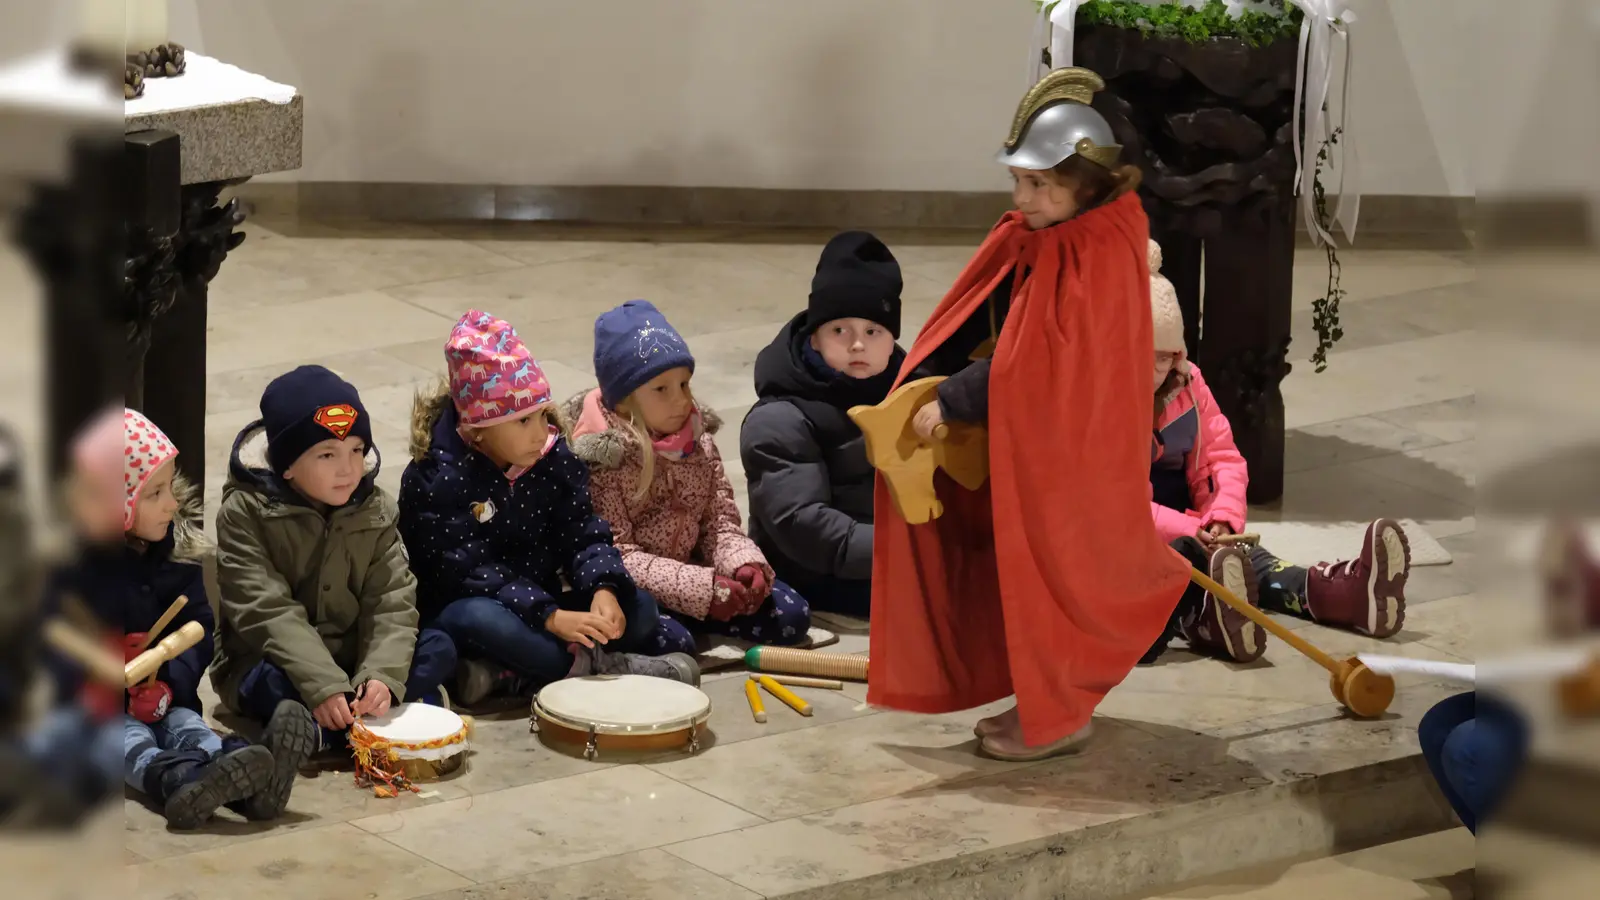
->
<box><xmin>14</xmin><ymin>1</ymin><xmax>1546</xmax><ymax>197</ymax></box>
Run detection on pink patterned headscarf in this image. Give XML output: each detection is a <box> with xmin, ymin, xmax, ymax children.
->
<box><xmin>445</xmin><ymin>310</ymin><xmax>553</xmax><ymax>428</ymax></box>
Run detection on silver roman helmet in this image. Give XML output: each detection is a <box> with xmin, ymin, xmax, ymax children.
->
<box><xmin>996</xmin><ymin>67</ymin><xmax>1122</xmax><ymax>171</ymax></box>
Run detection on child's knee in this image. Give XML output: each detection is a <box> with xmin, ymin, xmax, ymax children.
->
<box><xmin>651</xmin><ymin>614</ymin><xmax>697</xmax><ymax>656</ymax></box>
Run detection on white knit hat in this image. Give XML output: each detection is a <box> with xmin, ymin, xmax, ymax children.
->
<box><xmin>1148</xmin><ymin>239</ymin><xmax>1185</xmax><ymax>357</ymax></box>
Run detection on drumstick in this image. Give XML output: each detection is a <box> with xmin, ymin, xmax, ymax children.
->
<box><xmin>1211</xmin><ymin>533</ymin><xmax>1260</xmax><ymax>547</ymax></box>
<box><xmin>744</xmin><ymin>678</ymin><xmax>767</xmax><ymax>723</ymax></box>
<box><xmin>42</xmin><ymin>618</ymin><xmax>125</xmax><ymax>687</ymax></box>
<box><xmin>758</xmin><ymin>676</ymin><xmax>812</xmax><ymax>718</ymax></box>
<box><xmin>135</xmin><ymin>595</ymin><xmax>188</xmax><ymax>653</ymax></box>
<box><xmin>750</xmin><ymin>674</ymin><xmax>843</xmax><ymax>691</ymax></box>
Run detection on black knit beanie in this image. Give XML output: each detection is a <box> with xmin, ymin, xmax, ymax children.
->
<box><xmin>260</xmin><ymin>365</ymin><xmax>373</xmax><ymax>473</ymax></box>
<box><xmin>806</xmin><ymin>231</ymin><xmax>903</xmax><ymax>338</ymax></box>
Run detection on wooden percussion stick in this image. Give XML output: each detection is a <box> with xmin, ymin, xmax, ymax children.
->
<box><xmin>135</xmin><ymin>595</ymin><xmax>188</xmax><ymax>653</ymax></box>
<box><xmin>745</xmin><ymin>646</ymin><xmax>869</xmax><ymax>681</ymax></box>
<box><xmin>1189</xmin><ymin>568</ymin><xmax>1341</xmax><ymax>674</ymax></box>
<box><xmin>752</xmin><ymin>674</ymin><xmax>844</xmax><ymax>690</ymax></box>
<box><xmin>125</xmin><ymin>621</ymin><xmax>204</xmax><ymax>688</ymax></box>
<box><xmin>42</xmin><ymin>619</ymin><xmax>125</xmax><ymax>687</ymax></box>
<box><xmin>931</xmin><ymin>423</ymin><xmax>950</xmax><ymax>441</ymax></box>
<box><xmin>744</xmin><ymin>679</ymin><xmax>767</xmax><ymax>723</ymax></box>
<box><xmin>1211</xmin><ymin>533</ymin><xmax>1260</xmax><ymax>547</ymax></box>
<box><xmin>758</xmin><ymin>676</ymin><xmax>813</xmax><ymax>717</ymax></box>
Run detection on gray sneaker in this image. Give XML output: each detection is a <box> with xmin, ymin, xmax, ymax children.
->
<box><xmin>573</xmin><ymin>645</ymin><xmax>701</xmax><ymax>686</ymax></box>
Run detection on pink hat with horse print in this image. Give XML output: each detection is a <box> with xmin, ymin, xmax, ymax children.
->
<box><xmin>446</xmin><ymin>309</ymin><xmax>553</xmax><ymax>428</ymax></box>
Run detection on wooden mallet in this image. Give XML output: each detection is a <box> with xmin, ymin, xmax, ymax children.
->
<box><xmin>135</xmin><ymin>595</ymin><xmax>188</xmax><ymax>654</ymax></box>
<box><xmin>1188</xmin><ymin>567</ymin><xmax>1395</xmax><ymax>718</ymax></box>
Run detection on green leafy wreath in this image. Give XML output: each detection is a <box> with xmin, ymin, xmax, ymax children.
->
<box><xmin>1036</xmin><ymin>0</ymin><xmax>1346</xmax><ymax>368</ymax></box>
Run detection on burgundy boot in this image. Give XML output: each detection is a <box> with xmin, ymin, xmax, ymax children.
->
<box><xmin>1305</xmin><ymin>518</ymin><xmax>1411</xmax><ymax>638</ymax></box>
<box><xmin>1543</xmin><ymin>520</ymin><xmax>1600</xmax><ymax>638</ymax></box>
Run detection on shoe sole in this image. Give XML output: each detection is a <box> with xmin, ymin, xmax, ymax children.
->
<box><xmin>453</xmin><ymin>660</ymin><xmax>499</xmax><ymax>708</ymax></box>
<box><xmin>238</xmin><ymin>700</ymin><xmax>319</xmax><ymax>821</ymax></box>
<box><xmin>165</xmin><ymin>745</ymin><xmax>274</xmax><ymax>829</ymax></box>
<box><xmin>1205</xmin><ymin>547</ymin><xmax>1267</xmax><ymax>663</ymax></box>
<box><xmin>663</xmin><ymin>653</ymin><xmax>702</xmax><ymax>687</ymax></box>
<box><xmin>978</xmin><ymin>724</ymin><xmax>1094</xmax><ymax>762</ymax></box>
<box><xmin>1363</xmin><ymin>519</ymin><xmax>1411</xmax><ymax>638</ymax></box>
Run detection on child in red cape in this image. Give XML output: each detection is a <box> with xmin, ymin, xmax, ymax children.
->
<box><xmin>867</xmin><ymin>67</ymin><xmax>1191</xmax><ymax>761</ymax></box>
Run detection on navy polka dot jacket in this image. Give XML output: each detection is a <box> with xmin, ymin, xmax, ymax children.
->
<box><xmin>398</xmin><ymin>391</ymin><xmax>635</xmax><ymax>626</ymax></box>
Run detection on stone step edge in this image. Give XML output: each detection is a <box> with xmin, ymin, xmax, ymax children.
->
<box><xmin>773</xmin><ymin>753</ymin><xmax>1456</xmax><ymax>900</ymax></box>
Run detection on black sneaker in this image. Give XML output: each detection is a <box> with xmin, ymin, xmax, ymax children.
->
<box><xmin>154</xmin><ymin>745</ymin><xmax>274</xmax><ymax>830</ymax></box>
<box><xmin>235</xmin><ymin>700</ymin><xmax>318</xmax><ymax>821</ymax></box>
<box><xmin>572</xmin><ymin>646</ymin><xmax>701</xmax><ymax>686</ymax></box>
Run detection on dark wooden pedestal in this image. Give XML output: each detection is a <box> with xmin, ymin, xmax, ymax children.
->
<box><xmin>1077</xmin><ymin>25</ymin><xmax>1301</xmax><ymax>503</ymax></box>
<box><xmin>16</xmin><ymin>131</ymin><xmax>244</xmax><ymax>497</ymax></box>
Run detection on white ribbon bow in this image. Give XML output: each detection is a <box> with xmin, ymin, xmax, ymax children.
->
<box><xmin>1025</xmin><ymin>1</ymin><xmax>1084</xmax><ymax>86</ymax></box>
<box><xmin>1292</xmin><ymin>1</ymin><xmax>1360</xmax><ymax>246</ymax></box>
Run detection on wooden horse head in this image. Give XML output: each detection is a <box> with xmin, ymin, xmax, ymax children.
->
<box><xmin>848</xmin><ymin>377</ymin><xmax>990</xmax><ymax>525</ymax></box>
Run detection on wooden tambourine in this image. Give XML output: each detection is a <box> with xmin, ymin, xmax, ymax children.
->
<box><xmin>848</xmin><ymin>377</ymin><xmax>988</xmax><ymax>525</ymax></box>
<box><xmin>531</xmin><ymin>674</ymin><xmax>712</xmax><ymax>761</ymax></box>
<box><xmin>349</xmin><ymin>703</ymin><xmax>470</xmax><ymax>786</ymax></box>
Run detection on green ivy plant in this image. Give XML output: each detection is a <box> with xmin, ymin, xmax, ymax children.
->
<box><xmin>1035</xmin><ymin>0</ymin><xmax>1348</xmax><ymax>369</ymax></box>
<box><xmin>1038</xmin><ymin>1</ymin><xmax>1304</xmax><ymax>46</ymax></box>
<box><xmin>1308</xmin><ymin>127</ymin><xmax>1346</xmax><ymax>372</ymax></box>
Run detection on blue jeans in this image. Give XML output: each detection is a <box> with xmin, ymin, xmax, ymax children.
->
<box><xmin>433</xmin><ymin>588</ymin><xmax>663</xmax><ymax>690</ymax></box>
<box><xmin>123</xmin><ymin>707</ymin><xmax>222</xmax><ymax>793</ymax></box>
<box><xmin>1417</xmin><ymin>691</ymin><xmax>1529</xmax><ymax>833</ymax></box>
<box><xmin>22</xmin><ymin>707</ymin><xmax>122</xmax><ymax>804</ymax></box>
<box><xmin>236</xmin><ymin>628</ymin><xmax>458</xmax><ymax>747</ymax></box>
<box><xmin>655</xmin><ymin>579</ymin><xmax>813</xmax><ymax>654</ymax></box>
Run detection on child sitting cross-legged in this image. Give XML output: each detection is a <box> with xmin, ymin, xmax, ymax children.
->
<box><xmin>211</xmin><ymin>367</ymin><xmax>458</xmax><ymax>774</ymax></box>
<box><xmin>400</xmin><ymin>311</ymin><xmax>700</xmax><ymax>708</ymax></box>
<box><xmin>1142</xmin><ymin>241</ymin><xmax>1412</xmax><ymax>664</ymax></box>
<box><xmin>567</xmin><ymin>301</ymin><xmax>812</xmax><ymax>650</ymax></box>
<box><xmin>86</xmin><ymin>409</ymin><xmax>297</xmax><ymax>828</ymax></box>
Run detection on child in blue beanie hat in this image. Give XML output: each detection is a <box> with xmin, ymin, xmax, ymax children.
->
<box><xmin>568</xmin><ymin>301</ymin><xmax>812</xmax><ymax>649</ymax></box>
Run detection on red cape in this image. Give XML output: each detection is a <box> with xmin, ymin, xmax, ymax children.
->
<box><xmin>866</xmin><ymin>193</ymin><xmax>1191</xmax><ymax>746</ymax></box>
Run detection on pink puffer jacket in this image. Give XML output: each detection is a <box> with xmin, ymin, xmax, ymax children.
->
<box><xmin>566</xmin><ymin>390</ymin><xmax>771</xmax><ymax>619</ymax></box>
<box><xmin>1150</xmin><ymin>364</ymin><xmax>1249</xmax><ymax>542</ymax></box>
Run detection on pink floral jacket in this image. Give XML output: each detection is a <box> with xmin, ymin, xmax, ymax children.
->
<box><xmin>565</xmin><ymin>390</ymin><xmax>771</xmax><ymax>618</ymax></box>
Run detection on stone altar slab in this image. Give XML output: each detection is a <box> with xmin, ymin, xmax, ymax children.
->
<box><xmin>124</xmin><ymin>52</ymin><xmax>302</xmax><ymax>185</ymax></box>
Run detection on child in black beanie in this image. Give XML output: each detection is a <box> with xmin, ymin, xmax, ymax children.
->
<box><xmin>740</xmin><ymin>231</ymin><xmax>907</xmax><ymax>618</ymax></box>
<box><xmin>211</xmin><ymin>366</ymin><xmax>457</xmax><ymax>779</ymax></box>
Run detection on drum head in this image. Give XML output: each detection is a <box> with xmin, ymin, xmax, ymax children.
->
<box><xmin>362</xmin><ymin>703</ymin><xmax>467</xmax><ymax>759</ymax></box>
<box><xmin>535</xmin><ymin>674</ymin><xmax>711</xmax><ymax>735</ymax></box>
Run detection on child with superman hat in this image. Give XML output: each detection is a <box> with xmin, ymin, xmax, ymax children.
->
<box><xmin>210</xmin><ymin>366</ymin><xmax>458</xmax><ymax>772</ymax></box>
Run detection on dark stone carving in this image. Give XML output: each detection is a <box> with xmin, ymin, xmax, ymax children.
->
<box><xmin>130</xmin><ymin>177</ymin><xmax>248</xmax><ymax>492</ymax></box>
<box><xmin>1076</xmin><ymin>24</ymin><xmax>1300</xmax><ymax>503</ymax></box>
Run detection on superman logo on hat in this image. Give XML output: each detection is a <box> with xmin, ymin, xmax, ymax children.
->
<box><xmin>313</xmin><ymin>404</ymin><xmax>360</xmax><ymax>440</ymax></box>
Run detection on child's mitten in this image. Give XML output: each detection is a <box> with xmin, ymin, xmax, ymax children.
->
<box><xmin>710</xmin><ymin>576</ymin><xmax>751</xmax><ymax>622</ymax></box>
<box><xmin>127</xmin><ymin>680</ymin><xmax>173</xmax><ymax>723</ymax></box>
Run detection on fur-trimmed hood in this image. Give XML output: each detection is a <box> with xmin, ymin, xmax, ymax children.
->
<box><xmin>225</xmin><ymin>418</ymin><xmax>381</xmax><ymax>509</ymax></box>
<box><xmin>163</xmin><ymin>470</ymin><xmax>210</xmax><ymax>563</ymax></box>
<box><xmin>408</xmin><ymin>381</ymin><xmax>571</xmax><ymax>463</ymax></box>
<box><xmin>560</xmin><ymin>388</ymin><xmax>722</xmax><ymax>471</ymax></box>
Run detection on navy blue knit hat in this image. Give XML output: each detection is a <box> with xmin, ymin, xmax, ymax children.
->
<box><xmin>593</xmin><ymin>301</ymin><xmax>696</xmax><ymax>408</ymax></box>
<box><xmin>260</xmin><ymin>365</ymin><xmax>373</xmax><ymax>473</ymax></box>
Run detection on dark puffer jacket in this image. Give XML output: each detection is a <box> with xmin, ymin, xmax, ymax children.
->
<box><xmin>740</xmin><ymin>312</ymin><xmax>905</xmax><ymax>583</ymax></box>
<box><xmin>125</xmin><ymin>473</ymin><xmax>213</xmax><ymax>714</ymax></box>
<box><xmin>398</xmin><ymin>387</ymin><xmax>635</xmax><ymax>626</ymax></box>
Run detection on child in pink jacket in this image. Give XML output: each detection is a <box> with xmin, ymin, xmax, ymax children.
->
<box><xmin>568</xmin><ymin>301</ymin><xmax>812</xmax><ymax>651</ymax></box>
<box><xmin>1145</xmin><ymin>241</ymin><xmax>1411</xmax><ymax>664</ymax></box>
